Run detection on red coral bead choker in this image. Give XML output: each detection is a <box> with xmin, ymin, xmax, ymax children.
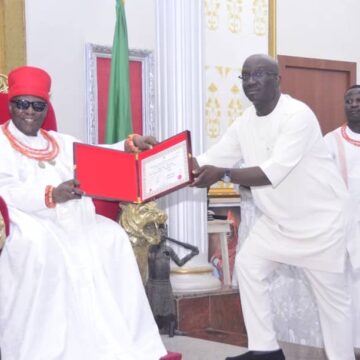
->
<box><xmin>1</xmin><ymin>120</ymin><xmax>59</xmax><ymax>166</ymax></box>
<box><xmin>340</xmin><ymin>124</ymin><xmax>360</xmax><ymax>147</ymax></box>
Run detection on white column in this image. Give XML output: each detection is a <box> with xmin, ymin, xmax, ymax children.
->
<box><xmin>155</xmin><ymin>0</ymin><xmax>220</xmax><ymax>292</ymax></box>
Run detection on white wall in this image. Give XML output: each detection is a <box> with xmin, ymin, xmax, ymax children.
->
<box><xmin>25</xmin><ymin>0</ymin><xmax>155</xmax><ymax>139</ymax></box>
<box><xmin>277</xmin><ymin>0</ymin><xmax>360</xmax><ymax>83</ymax></box>
<box><xmin>24</xmin><ymin>0</ymin><xmax>359</xmax><ymax>139</ymax></box>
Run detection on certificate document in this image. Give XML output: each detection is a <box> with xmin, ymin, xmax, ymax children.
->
<box><xmin>141</xmin><ymin>141</ymin><xmax>189</xmax><ymax>199</ymax></box>
<box><xmin>74</xmin><ymin>130</ymin><xmax>193</xmax><ymax>203</ymax></box>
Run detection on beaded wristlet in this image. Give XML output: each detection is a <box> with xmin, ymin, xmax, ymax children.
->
<box><xmin>45</xmin><ymin>185</ymin><xmax>56</xmax><ymax>208</ymax></box>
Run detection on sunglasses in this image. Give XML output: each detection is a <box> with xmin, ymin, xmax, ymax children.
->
<box><xmin>11</xmin><ymin>99</ymin><xmax>47</xmax><ymax>112</ymax></box>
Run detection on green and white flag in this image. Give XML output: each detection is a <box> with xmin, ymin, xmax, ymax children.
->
<box><xmin>105</xmin><ymin>0</ymin><xmax>132</xmax><ymax>144</ymax></box>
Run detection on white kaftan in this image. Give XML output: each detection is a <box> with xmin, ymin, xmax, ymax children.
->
<box><xmin>198</xmin><ymin>94</ymin><xmax>356</xmax><ymax>273</ymax></box>
<box><xmin>0</xmin><ymin>121</ymin><xmax>167</xmax><ymax>360</ymax></box>
<box><xmin>325</xmin><ymin>125</ymin><xmax>360</xmax><ymax>347</ymax></box>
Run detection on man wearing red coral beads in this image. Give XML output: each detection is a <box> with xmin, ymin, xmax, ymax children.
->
<box><xmin>0</xmin><ymin>66</ymin><xmax>167</xmax><ymax>360</ymax></box>
<box><xmin>324</xmin><ymin>84</ymin><xmax>360</xmax><ymax>350</ymax></box>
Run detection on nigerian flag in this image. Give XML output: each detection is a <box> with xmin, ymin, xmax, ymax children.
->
<box><xmin>105</xmin><ymin>0</ymin><xmax>132</xmax><ymax>144</ymax></box>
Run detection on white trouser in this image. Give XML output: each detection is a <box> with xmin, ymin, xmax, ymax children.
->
<box><xmin>235</xmin><ymin>247</ymin><xmax>355</xmax><ymax>360</ymax></box>
<box><xmin>350</xmin><ymin>267</ymin><xmax>360</xmax><ymax>348</ymax></box>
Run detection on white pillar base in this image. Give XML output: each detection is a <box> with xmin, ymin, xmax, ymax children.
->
<box><xmin>170</xmin><ymin>255</ymin><xmax>221</xmax><ymax>294</ymax></box>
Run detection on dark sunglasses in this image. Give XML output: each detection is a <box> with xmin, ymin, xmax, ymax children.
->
<box><xmin>11</xmin><ymin>99</ymin><xmax>47</xmax><ymax>112</ymax></box>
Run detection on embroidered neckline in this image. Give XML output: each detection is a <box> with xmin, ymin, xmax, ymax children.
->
<box><xmin>340</xmin><ymin>124</ymin><xmax>360</xmax><ymax>147</ymax></box>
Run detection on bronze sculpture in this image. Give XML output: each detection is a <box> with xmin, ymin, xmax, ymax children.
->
<box><xmin>119</xmin><ymin>201</ymin><xmax>167</xmax><ymax>283</ymax></box>
<box><xmin>119</xmin><ymin>201</ymin><xmax>199</xmax><ymax>336</ymax></box>
<box><xmin>146</xmin><ymin>225</ymin><xmax>199</xmax><ymax>337</ymax></box>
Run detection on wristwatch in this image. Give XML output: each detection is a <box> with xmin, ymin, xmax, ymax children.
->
<box><xmin>222</xmin><ymin>168</ymin><xmax>232</xmax><ymax>183</ymax></box>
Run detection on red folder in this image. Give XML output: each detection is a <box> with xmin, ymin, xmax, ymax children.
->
<box><xmin>74</xmin><ymin>131</ymin><xmax>193</xmax><ymax>203</ymax></box>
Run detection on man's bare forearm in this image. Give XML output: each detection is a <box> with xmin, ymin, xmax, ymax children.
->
<box><xmin>191</xmin><ymin>159</ymin><xmax>271</xmax><ymax>188</ymax></box>
<box><xmin>227</xmin><ymin>166</ymin><xmax>271</xmax><ymax>187</ymax></box>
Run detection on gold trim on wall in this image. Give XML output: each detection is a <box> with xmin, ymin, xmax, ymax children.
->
<box><xmin>268</xmin><ymin>0</ymin><xmax>277</xmax><ymax>58</ymax></box>
<box><xmin>0</xmin><ymin>0</ymin><xmax>26</xmax><ymax>74</ymax></box>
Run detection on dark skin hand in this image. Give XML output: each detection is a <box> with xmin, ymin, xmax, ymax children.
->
<box><xmin>191</xmin><ymin>156</ymin><xmax>271</xmax><ymax>188</ymax></box>
<box><xmin>124</xmin><ymin>134</ymin><xmax>158</xmax><ymax>152</ymax></box>
<box><xmin>52</xmin><ymin>179</ymin><xmax>83</xmax><ymax>204</ymax></box>
<box><xmin>191</xmin><ymin>165</ymin><xmax>271</xmax><ymax>188</ymax></box>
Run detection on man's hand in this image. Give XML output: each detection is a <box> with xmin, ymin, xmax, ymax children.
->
<box><xmin>191</xmin><ymin>165</ymin><xmax>225</xmax><ymax>188</ymax></box>
<box><xmin>134</xmin><ymin>135</ymin><xmax>158</xmax><ymax>151</ymax></box>
<box><xmin>52</xmin><ymin>179</ymin><xmax>83</xmax><ymax>204</ymax></box>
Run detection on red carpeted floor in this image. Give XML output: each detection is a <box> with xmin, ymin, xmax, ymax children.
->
<box><xmin>161</xmin><ymin>351</ymin><xmax>182</xmax><ymax>359</ymax></box>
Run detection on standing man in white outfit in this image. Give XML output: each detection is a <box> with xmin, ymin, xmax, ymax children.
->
<box><xmin>324</xmin><ymin>84</ymin><xmax>360</xmax><ymax>349</ymax></box>
<box><xmin>0</xmin><ymin>66</ymin><xmax>167</xmax><ymax>360</ymax></box>
<box><xmin>192</xmin><ymin>54</ymin><xmax>358</xmax><ymax>360</ymax></box>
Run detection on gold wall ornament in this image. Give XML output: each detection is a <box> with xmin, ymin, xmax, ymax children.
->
<box><xmin>206</xmin><ymin>82</ymin><xmax>221</xmax><ymax>139</ymax></box>
<box><xmin>215</xmin><ymin>65</ymin><xmax>232</xmax><ymax>78</ymax></box>
<box><xmin>252</xmin><ymin>0</ymin><xmax>268</xmax><ymax>36</ymax></box>
<box><xmin>226</xmin><ymin>0</ymin><xmax>243</xmax><ymax>34</ymax></box>
<box><xmin>205</xmin><ymin>0</ymin><xmax>221</xmax><ymax>31</ymax></box>
<box><xmin>0</xmin><ymin>212</ymin><xmax>5</xmax><ymax>250</ymax></box>
<box><xmin>119</xmin><ymin>201</ymin><xmax>168</xmax><ymax>283</ymax></box>
<box><xmin>227</xmin><ymin>98</ymin><xmax>243</xmax><ymax>126</ymax></box>
<box><xmin>230</xmin><ymin>83</ymin><xmax>241</xmax><ymax>95</ymax></box>
<box><xmin>207</xmin><ymin>116</ymin><xmax>221</xmax><ymax>139</ymax></box>
<box><xmin>227</xmin><ymin>84</ymin><xmax>244</xmax><ymax>126</ymax></box>
<box><xmin>0</xmin><ymin>74</ymin><xmax>8</xmax><ymax>93</ymax></box>
<box><xmin>227</xmin><ymin>84</ymin><xmax>243</xmax><ymax>126</ymax></box>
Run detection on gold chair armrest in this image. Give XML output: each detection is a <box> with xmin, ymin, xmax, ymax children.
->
<box><xmin>0</xmin><ymin>74</ymin><xmax>8</xmax><ymax>93</ymax></box>
<box><xmin>0</xmin><ymin>213</ymin><xmax>6</xmax><ymax>249</ymax></box>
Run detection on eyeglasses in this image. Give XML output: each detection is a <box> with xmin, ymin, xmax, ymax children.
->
<box><xmin>238</xmin><ymin>70</ymin><xmax>278</xmax><ymax>82</ymax></box>
<box><xmin>11</xmin><ymin>99</ymin><xmax>47</xmax><ymax>112</ymax></box>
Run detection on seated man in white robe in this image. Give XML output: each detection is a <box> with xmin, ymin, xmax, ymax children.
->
<box><xmin>0</xmin><ymin>66</ymin><xmax>167</xmax><ymax>360</ymax></box>
<box><xmin>324</xmin><ymin>84</ymin><xmax>360</xmax><ymax>350</ymax></box>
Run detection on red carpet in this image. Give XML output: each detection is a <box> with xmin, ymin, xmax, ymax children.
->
<box><xmin>161</xmin><ymin>351</ymin><xmax>182</xmax><ymax>359</ymax></box>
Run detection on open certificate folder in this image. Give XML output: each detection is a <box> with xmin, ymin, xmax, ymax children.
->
<box><xmin>73</xmin><ymin>130</ymin><xmax>193</xmax><ymax>203</ymax></box>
